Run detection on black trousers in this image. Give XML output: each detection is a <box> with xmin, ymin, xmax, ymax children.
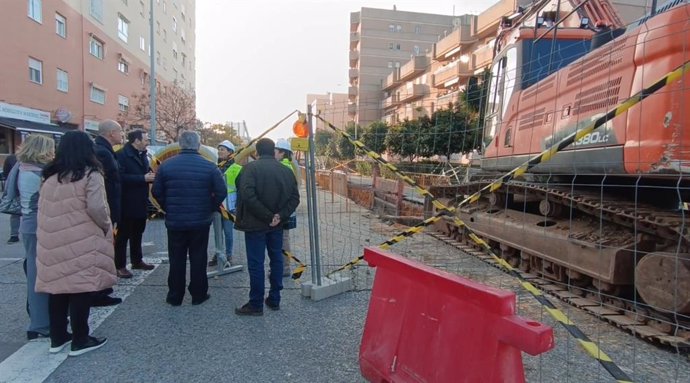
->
<box><xmin>115</xmin><ymin>218</ymin><xmax>147</xmax><ymax>269</ymax></box>
<box><xmin>166</xmin><ymin>228</ymin><xmax>209</xmax><ymax>303</ymax></box>
<box><xmin>49</xmin><ymin>292</ymin><xmax>93</xmax><ymax>345</ymax></box>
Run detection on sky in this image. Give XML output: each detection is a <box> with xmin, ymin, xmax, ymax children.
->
<box><xmin>195</xmin><ymin>0</ymin><xmax>496</xmax><ymax>140</ymax></box>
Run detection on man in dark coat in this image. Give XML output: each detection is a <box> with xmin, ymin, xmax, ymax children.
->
<box><xmin>115</xmin><ymin>130</ymin><xmax>155</xmax><ymax>278</ymax></box>
<box><xmin>92</xmin><ymin>119</ymin><xmax>124</xmax><ymax>306</ymax></box>
<box><xmin>152</xmin><ymin>131</ymin><xmax>227</xmax><ymax>306</ymax></box>
<box><xmin>234</xmin><ymin>138</ymin><xmax>300</xmax><ymax>316</ymax></box>
<box><xmin>3</xmin><ymin>153</ymin><xmax>19</xmax><ymax>243</ymax></box>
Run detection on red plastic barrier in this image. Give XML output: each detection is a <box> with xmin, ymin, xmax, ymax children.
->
<box><xmin>360</xmin><ymin>247</ymin><xmax>554</xmax><ymax>383</ymax></box>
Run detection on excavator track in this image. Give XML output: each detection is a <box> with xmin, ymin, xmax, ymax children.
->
<box><xmin>428</xmin><ymin>180</ymin><xmax>690</xmax><ymax>350</ymax></box>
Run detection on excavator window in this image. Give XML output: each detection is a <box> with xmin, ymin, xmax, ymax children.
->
<box><xmin>521</xmin><ymin>39</ymin><xmax>590</xmax><ymax>88</ymax></box>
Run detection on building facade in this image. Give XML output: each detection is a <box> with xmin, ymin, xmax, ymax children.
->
<box><xmin>348</xmin><ymin>7</ymin><xmax>456</xmax><ymax>128</ymax></box>
<box><xmin>0</xmin><ymin>0</ymin><xmax>195</xmax><ymax>162</ymax></box>
<box><xmin>307</xmin><ymin>92</ymin><xmax>350</xmax><ymax>132</ymax></box>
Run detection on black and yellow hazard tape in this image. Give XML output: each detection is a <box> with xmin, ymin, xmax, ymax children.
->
<box><xmin>283</xmin><ymin>250</ymin><xmax>307</xmax><ymax>280</ymax></box>
<box><xmin>229</xmin><ymin>110</ymin><xmax>300</xmax><ymax>163</ymax></box>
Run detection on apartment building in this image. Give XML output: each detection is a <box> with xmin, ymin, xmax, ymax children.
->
<box><xmin>307</xmin><ymin>92</ymin><xmax>350</xmax><ymax>132</ymax></box>
<box><xmin>0</xmin><ymin>0</ymin><xmax>195</xmax><ymax>160</ymax></box>
<box><xmin>380</xmin><ymin>0</ymin><xmax>650</xmax><ymax>126</ymax></box>
<box><xmin>348</xmin><ymin>7</ymin><xmax>457</xmax><ymax>128</ymax></box>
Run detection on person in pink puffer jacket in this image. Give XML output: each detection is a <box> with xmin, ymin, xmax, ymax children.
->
<box><xmin>36</xmin><ymin>131</ymin><xmax>116</xmax><ymax>357</ymax></box>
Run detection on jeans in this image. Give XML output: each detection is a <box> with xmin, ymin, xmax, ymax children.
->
<box><xmin>49</xmin><ymin>292</ymin><xmax>93</xmax><ymax>345</ymax></box>
<box><xmin>222</xmin><ymin>216</ymin><xmax>234</xmax><ymax>258</ymax></box>
<box><xmin>114</xmin><ymin>218</ymin><xmax>147</xmax><ymax>269</ymax></box>
<box><xmin>167</xmin><ymin>228</ymin><xmax>210</xmax><ymax>303</ymax></box>
<box><xmin>21</xmin><ymin>233</ymin><xmax>50</xmax><ymax>334</ymax></box>
<box><xmin>211</xmin><ymin>212</ymin><xmax>224</xmax><ymax>256</ymax></box>
<box><xmin>10</xmin><ymin>214</ymin><xmax>20</xmax><ymax>237</ymax></box>
<box><xmin>244</xmin><ymin>229</ymin><xmax>283</xmax><ymax>309</ymax></box>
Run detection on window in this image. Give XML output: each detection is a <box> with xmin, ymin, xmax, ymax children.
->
<box><xmin>55</xmin><ymin>13</ymin><xmax>66</xmax><ymax>37</ymax></box>
<box><xmin>389</xmin><ymin>24</ymin><xmax>395</xmax><ymax>32</ymax></box>
<box><xmin>118</xmin><ymin>59</ymin><xmax>129</xmax><ymax>74</ymax></box>
<box><xmin>413</xmin><ymin>45</ymin><xmax>420</xmax><ymax>56</ymax></box>
<box><xmin>90</xmin><ymin>0</ymin><xmax>103</xmax><ymax>22</ymax></box>
<box><xmin>90</xmin><ymin>85</ymin><xmax>105</xmax><ymax>104</ymax></box>
<box><xmin>387</xmin><ymin>61</ymin><xmax>393</xmax><ymax>68</ymax></box>
<box><xmin>139</xmin><ymin>36</ymin><xmax>145</xmax><ymax>51</ymax></box>
<box><xmin>396</xmin><ymin>25</ymin><xmax>402</xmax><ymax>32</ymax></box>
<box><xmin>29</xmin><ymin>58</ymin><xmax>43</xmax><ymax>84</ymax></box>
<box><xmin>28</xmin><ymin>0</ymin><xmax>42</xmax><ymax>23</ymax></box>
<box><xmin>415</xmin><ymin>25</ymin><xmax>421</xmax><ymax>34</ymax></box>
<box><xmin>396</xmin><ymin>44</ymin><xmax>401</xmax><ymax>50</ymax></box>
<box><xmin>118</xmin><ymin>95</ymin><xmax>129</xmax><ymax>112</ymax></box>
<box><xmin>56</xmin><ymin>69</ymin><xmax>68</xmax><ymax>92</ymax></box>
<box><xmin>89</xmin><ymin>37</ymin><xmax>104</xmax><ymax>59</ymax></box>
<box><xmin>394</xmin><ymin>62</ymin><xmax>400</xmax><ymax>68</ymax></box>
<box><xmin>389</xmin><ymin>42</ymin><xmax>394</xmax><ymax>50</ymax></box>
<box><xmin>172</xmin><ymin>16</ymin><xmax>177</xmax><ymax>32</ymax></box>
<box><xmin>118</xmin><ymin>15</ymin><xmax>129</xmax><ymax>42</ymax></box>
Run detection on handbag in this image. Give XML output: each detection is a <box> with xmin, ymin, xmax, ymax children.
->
<box><xmin>0</xmin><ymin>163</ymin><xmax>21</xmax><ymax>215</ymax></box>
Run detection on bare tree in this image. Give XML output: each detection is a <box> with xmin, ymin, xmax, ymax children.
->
<box><xmin>119</xmin><ymin>81</ymin><xmax>197</xmax><ymax>143</ymax></box>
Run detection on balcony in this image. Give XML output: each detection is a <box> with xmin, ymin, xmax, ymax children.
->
<box><xmin>349</xmin><ymin>68</ymin><xmax>359</xmax><ymax>79</ymax></box>
<box><xmin>473</xmin><ymin>44</ymin><xmax>494</xmax><ymax>71</ymax></box>
<box><xmin>349</xmin><ymin>50</ymin><xmax>359</xmax><ymax>65</ymax></box>
<box><xmin>350</xmin><ymin>32</ymin><xmax>360</xmax><ymax>48</ymax></box>
<box><xmin>350</xmin><ymin>12</ymin><xmax>360</xmax><ymax>32</ymax></box>
<box><xmin>348</xmin><ymin>103</ymin><xmax>356</xmax><ymax>115</ymax></box>
<box><xmin>383</xmin><ymin>94</ymin><xmax>400</xmax><ymax>109</ymax></box>
<box><xmin>399</xmin><ymin>84</ymin><xmax>428</xmax><ymax>103</ymax></box>
<box><xmin>433</xmin><ymin>60</ymin><xmax>473</xmax><ymax>88</ymax></box>
<box><xmin>475</xmin><ymin>0</ymin><xmax>516</xmax><ymax>37</ymax></box>
<box><xmin>437</xmin><ymin>90</ymin><xmax>460</xmax><ymax>108</ymax></box>
<box><xmin>434</xmin><ymin>24</ymin><xmax>474</xmax><ymax>60</ymax></box>
<box><xmin>382</xmin><ymin>70</ymin><xmax>400</xmax><ymax>91</ymax></box>
<box><xmin>399</xmin><ymin>56</ymin><xmax>429</xmax><ymax>82</ymax></box>
<box><xmin>348</xmin><ymin>86</ymin><xmax>358</xmax><ymax>97</ymax></box>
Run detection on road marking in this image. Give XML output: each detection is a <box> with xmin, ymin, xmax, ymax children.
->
<box><xmin>0</xmin><ymin>258</ymin><xmax>165</xmax><ymax>383</ymax></box>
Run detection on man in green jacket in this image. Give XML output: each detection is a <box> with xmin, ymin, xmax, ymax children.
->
<box><xmin>234</xmin><ymin>138</ymin><xmax>300</xmax><ymax>316</ymax></box>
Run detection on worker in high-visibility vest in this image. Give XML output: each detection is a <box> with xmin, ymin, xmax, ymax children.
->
<box><xmin>209</xmin><ymin>140</ymin><xmax>242</xmax><ymax>270</ymax></box>
<box><xmin>274</xmin><ymin>139</ymin><xmax>299</xmax><ymax>277</ymax></box>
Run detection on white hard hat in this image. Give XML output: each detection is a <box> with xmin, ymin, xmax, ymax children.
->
<box><xmin>275</xmin><ymin>138</ymin><xmax>292</xmax><ymax>152</ymax></box>
<box><xmin>218</xmin><ymin>140</ymin><xmax>235</xmax><ymax>152</ymax></box>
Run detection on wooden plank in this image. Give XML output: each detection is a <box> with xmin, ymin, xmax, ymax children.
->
<box><xmin>584</xmin><ymin>306</ymin><xmax>620</xmax><ymax>316</ymax></box>
<box><xmin>627</xmin><ymin>326</ymin><xmax>666</xmax><ymax>338</ymax></box>
<box><xmin>568</xmin><ymin>298</ymin><xmax>601</xmax><ymax>307</ymax></box>
<box><xmin>605</xmin><ymin>315</ymin><xmax>644</xmax><ymax>327</ymax></box>
<box><xmin>551</xmin><ymin>290</ymin><xmax>582</xmax><ymax>299</ymax></box>
<box><xmin>541</xmin><ymin>284</ymin><xmax>567</xmax><ymax>292</ymax></box>
<box><xmin>655</xmin><ymin>336</ymin><xmax>690</xmax><ymax>348</ymax></box>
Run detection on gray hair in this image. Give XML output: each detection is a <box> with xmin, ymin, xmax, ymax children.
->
<box><xmin>179</xmin><ymin>130</ymin><xmax>200</xmax><ymax>150</ymax></box>
<box><xmin>98</xmin><ymin>119</ymin><xmax>121</xmax><ymax>136</ymax></box>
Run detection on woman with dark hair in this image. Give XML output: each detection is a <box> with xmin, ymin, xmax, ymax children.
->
<box><xmin>35</xmin><ymin>131</ymin><xmax>116</xmax><ymax>356</ymax></box>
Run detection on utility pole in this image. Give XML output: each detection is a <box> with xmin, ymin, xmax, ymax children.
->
<box><xmin>149</xmin><ymin>0</ymin><xmax>157</xmax><ymax>144</ymax></box>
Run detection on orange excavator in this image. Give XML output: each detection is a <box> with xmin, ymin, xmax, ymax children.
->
<box><xmin>435</xmin><ymin>0</ymin><xmax>690</xmax><ymax>339</ymax></box>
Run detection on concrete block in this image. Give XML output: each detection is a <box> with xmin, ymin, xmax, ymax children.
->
<box><xmin>301</xmin><ymin>275</ymin><xmax>353</xmax><ymax>301</ymax></box>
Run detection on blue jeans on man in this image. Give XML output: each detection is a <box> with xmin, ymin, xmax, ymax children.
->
<box><xmin>222</xmin><ymin>215</ymin><xmax>234</xmax><ymax>259</ymax></box>
<box><xmin>244</xmin><ymin>229</ymin><xmax>283</xmax><ymax>309</ymax></box>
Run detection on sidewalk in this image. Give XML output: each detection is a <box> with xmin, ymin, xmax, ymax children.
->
<box><xmin>0</xmin><ymin>212</ymin><xmax>369</xmax><ymax>383</ymax></box>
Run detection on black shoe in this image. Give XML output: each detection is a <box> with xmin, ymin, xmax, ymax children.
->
<box><xmin>100</xmin><ymin>288</ymin><xmax>114</xmax><ymax>295</ymax></box>
<box><xmin>49</xmin><ymin>333</ymin><xmax>72</xmax><ymax>353</ymax></box>
<box><xmin>27</xmin><ymin>331</ymin><xmax>49</xmax><ymax>341</ymax></box>
<box><xmin>91</xmin><ymin>295</ymin><xmax>122</xmax><ymax>307</ymax></box>
<box><xmin>235</xmin><ymin>303</ymin><xmax>263</xmax><ymax>316</ymax></box>
<box><xmin>191</xmin><ymin>293</ymin><xmax>211</xmax><ymax>305</ymax></box>
<box><xmin>264</xmin><ymin>298</ymin><xmax>280</xmax><ymax>311</ymax></box>
<box><xmin>7</xmin><ymin>235</ymin><xmax>19</xmax><ymax>244</ymax></box>
<box><xmin>166</xmin><ymin>297</ymin><xmax>182</xmax><ymax>306</ymax></box>
<box><xmin>131</xmin><ymin>261</ymin><xmax>155</xmax><ymax>270</ymax></box>
<box><xmin>208</xmin><ymin>255</ymin><xmax>218</xmax><ymax>267</ymax></box>
<box><xmin>69</xmin><ymin>336</ymin><xmax>107</xmax><ymax>357</ymax></box>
